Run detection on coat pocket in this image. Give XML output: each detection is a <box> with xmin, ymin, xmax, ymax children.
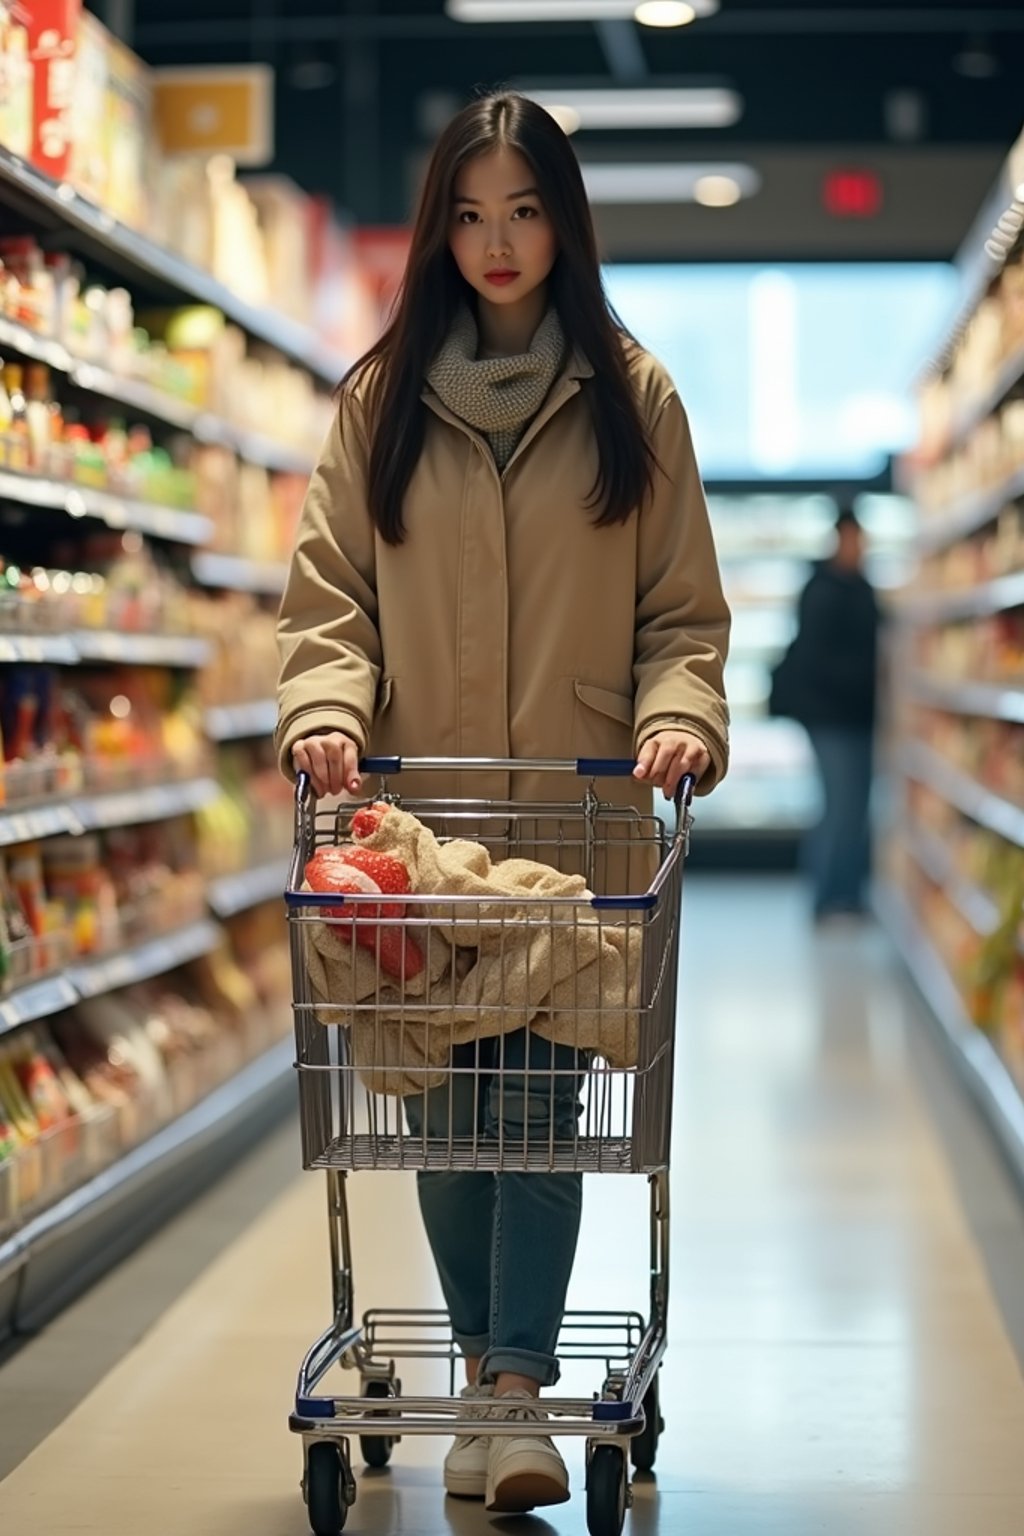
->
<box><xmin>572</xmin><ymin>681</ymin><xmax>635</xmax><ymax>759</ymax></box>
<box><xmin>573</xmin><ymin>681</ymin><xmax>634</xmax><ymax>728</ymax></box>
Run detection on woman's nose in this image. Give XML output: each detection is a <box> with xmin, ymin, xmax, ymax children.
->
<box><xmin>486</xmin><ymin>225</ymin><xmax>512</xmax><ymax>258</ymax></box>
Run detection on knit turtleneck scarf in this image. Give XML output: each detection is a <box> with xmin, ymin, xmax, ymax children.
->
<box><xmin>426</xmin><ymin>305</ymin><xmax>567</xmax><ymax>470</ymax></box>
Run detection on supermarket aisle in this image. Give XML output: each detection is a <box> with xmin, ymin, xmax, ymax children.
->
<box><xmin>2</xmin><ymin>876</ymin><xmax>1024</xmax><ymax>1534</ymax></box>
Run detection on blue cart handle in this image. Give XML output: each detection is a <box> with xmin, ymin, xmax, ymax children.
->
<box><xmin>358</xmin><ymin>757</ymin><xmax>696</xmax><ymax>811</ymax></box>
<box><xmin>360</xmin><ymin>755</ymin><xmax>641</xmax><ymax>778</ymax></box>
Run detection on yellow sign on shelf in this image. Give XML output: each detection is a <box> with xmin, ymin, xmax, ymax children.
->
<box><xmin>153</xmin><ymin>65</ymin><xmax>274</xmax><ymax>166</ymax></box>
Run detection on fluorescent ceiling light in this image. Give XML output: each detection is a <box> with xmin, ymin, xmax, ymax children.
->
<box><xmin>581</xmin><ymin>161</ymin><xmax>760</xmax><ymax>203</ymax></box>
<box><xmin>447</xmin><ymin>2</ymin><xmax>718</xmax><ymax>23</ymax></box>
<box><xmin>529</xmin><ymin>87</ymin><xmax>742</xmax><ymax>132</ymax></box>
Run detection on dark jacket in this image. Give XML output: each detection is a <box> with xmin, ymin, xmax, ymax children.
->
<box><xmin>769</xmin><ymin>562</ymin><xmax>879</xmax><ymax>730</ymax></box>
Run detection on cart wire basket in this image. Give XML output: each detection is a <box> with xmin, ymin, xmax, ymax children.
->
<box><xmin>285</xmin><ymin>756</ymin><xmax>694</xmax><ymax>1536</ymax></box>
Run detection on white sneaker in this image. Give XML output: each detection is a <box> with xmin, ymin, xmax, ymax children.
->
<box><xmin>484</xmin><ymin>1390</ymin><xmax>570</xmax><ymax>1513</ymax></box>
<box><xmin>443</xmin><ymin>1382</ymin><xmax>494</xmax><ymax>1499</ymax></box>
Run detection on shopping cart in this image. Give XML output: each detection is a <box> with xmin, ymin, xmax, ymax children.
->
<box><xmin>285</xmin><ymin>756</ymin><xmax>694</xmax><ymax>1536</ymax></box>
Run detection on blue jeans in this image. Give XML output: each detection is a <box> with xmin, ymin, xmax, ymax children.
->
<box><xmin>404</xmin><ymin>1030</ymin><xmax>584</xmax><ymax>1387</ymax></box>
<box><xmin>805</xmin><ymin>727</ymin><xmax>874</xmax><ymax>915</ymax></box>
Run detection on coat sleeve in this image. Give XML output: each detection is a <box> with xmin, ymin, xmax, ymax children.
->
<box><xmin>275</xmin><ymin>390</ymin><xmax>382</xmax><ymax>778</ymax></box>
<box><xmin>633</xmin><ymin>391</ymin><xmax>731</xmax><ymax>794</ymax></box>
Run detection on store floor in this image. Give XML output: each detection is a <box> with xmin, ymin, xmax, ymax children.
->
<box><xmin>2</xmin><ymin>876</ymin><xmax>1024</xmax><ymax>1534</ymax></box>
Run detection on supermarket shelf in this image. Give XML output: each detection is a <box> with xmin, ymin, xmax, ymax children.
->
<box><xmin>0</xmin><ymin>633</ymin><xmax>78</xmax><ymax>663</ymax></box>
<box><xmin>73</xmin><ymin>630</ymin><xmax>211</xmax><ymax>667</ymax></box>
<box><xmin>900</xmin><ymin>742</ymin><xmax>1024</xmax><ymax>849</ymax></box>
<box><xmin>0</xmin><ymin>146</ymin><xmax>349</xmax><ymax>388</ymax></box>
<box><xmin>901</xmin><ymin>571</ymin><xmax>1024</xmax><ymax>624</ymax></box>
<box><xmin>0</xmin><ymin>776</ymin><xmax>218</xmax><ymax>848</ymax></box>
<box><xmin>901</xmin><ymin>820</ymin><xmax>1000</xmax><ymax>938</ymax></box>
<box><xmin>0</xmin><ymin>1037</ymin><xmax>294</xmax><ymax>1338</ymax></box>
<box><xmin>206</xmin><ymin>699</ymin><xmax>278</xmax><ymax>742</ymax></box>
<box><xmin>68</xmin><ymin>919</ymin><xmax>220</xmax><ymax>1001</ymax></box>
<box><xmin>0</xmin><ymin>320</ymin><xmax>317</xmax><ymax>477</ymax></box>
<box><xmin>0</xmin><ymin>629</ymin><xmax>211</xmax><ymax>668</ymax></box>
<box><xmin>0</xmin><ymin>974</ymin><xmax>78</xmax><ymax>1034</ymax></box>
<box><xmin>0</xmin><ymin>919</ymin><xmax>221</xmax><ymax>1039</ymax></box>
<box><xmin>880</xmin><ymin>884</ymin><xmax>1024</xmax><ymax>1195</ymax></box>
<box><xmin>946</xmin><ymin>338</ymin><xmax>1024</xmax><ymax>455</ymax></box>
<box><xmin>76</xmin><ymin>776</ymin><xmax>219</xmax><ymax>832</ymax></box>
<box><xmin>908</xmin><ymin>674</ymin><xmax>1024</xmax><ymax>725</ymax></box>
<box><xmin>208</xmin><ymin>860</ymin><xmax>287</xmax><ymax>919</ymax></box>
<box><xmin>196</xmin><ymin>423</ymin><xmax>314</xmax><ymax>478</ymax></box>
<box><xmin>916</xmin><ymin>464</ymin><xmax>1024</xmax><ymax>555</ymax></box>
<box><xmin>0</xmin><ymin>466</ymin><xmax>213</xmax><ymax>547</ymax></box>
<box><xmin>191</xmin><ymin>551</ymin><xmax>289</xmax><ymax>597</ymax></box>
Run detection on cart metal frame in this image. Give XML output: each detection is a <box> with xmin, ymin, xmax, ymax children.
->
<box><xmin>284</xmin><ymin>757</ymin><xmax>693</xmax><ymax>1536</ymax></box>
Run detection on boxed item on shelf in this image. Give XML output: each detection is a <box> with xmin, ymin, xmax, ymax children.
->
<box><xmin>196</xmin><ymin>742</ymin><xmax>292</xmax><ymax>880</ymax></box>
<box><xmin>192</xmin><ymin>593</ymin><xmax>278</xmax><ymax>708</ymax></box>
<box><xmin>0</xmin><ymin>807</ymin><xmax>209</xmax><ymax>994</ymax></box>
<box><xmin>0</xmin><ymin>2</ymin><xmax>33</xmax><ymax>159</ymax></box>
<box><xmin>26</xmin><ymin>2</ymin><xmax>154</xmax><ymax>229</ymax></box>
<box><xmin>0</xmin><ymin>656</ymin><xmax>209</xmax><ymax>807</ymax></box>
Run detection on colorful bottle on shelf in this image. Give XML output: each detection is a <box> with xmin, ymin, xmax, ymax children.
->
<box><xmin>25</xmin><ymin>364</ymin><xmax>54</xmax><ymax>474</ymax></box>
<box><xmin>3</xmin><ymin>362</ymin><xmax>29</xmax><ymax>472</ymax></box>
<box><xmin>0</xmin><ymin>362</ymin><xmax>12</xmax><ymax>471</ymax></box>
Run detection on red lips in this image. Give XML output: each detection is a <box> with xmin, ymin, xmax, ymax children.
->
<box><xmin>485</xmin><ymin>270</ymin><xmax>520</xmax><ymax>285</ymax></box>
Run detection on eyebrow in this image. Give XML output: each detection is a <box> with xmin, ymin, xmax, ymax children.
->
<box><xmin>453</xmin><ymin>187</ymin><xmax>540</xmax><ymax>204</ymax></box>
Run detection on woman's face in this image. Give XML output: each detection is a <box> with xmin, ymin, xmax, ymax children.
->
<box><xmin>449</xmin><ymin>146</ymin><xmax>558</xmax><ymax>309</ymax></box>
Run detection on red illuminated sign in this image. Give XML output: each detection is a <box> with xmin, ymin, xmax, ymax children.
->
<box><xmin>823</xmin><ymin>170</ymin><xmax>884</xmax><ymax>219</ymax></box>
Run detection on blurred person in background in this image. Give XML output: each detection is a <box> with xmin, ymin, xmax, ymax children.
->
<box><xmin>770</xmin><ymin>506</ymin><xmax>880</xmax><ymax>923</ymax></box>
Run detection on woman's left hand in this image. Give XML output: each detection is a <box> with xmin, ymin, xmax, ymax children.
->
<box><xmin>633</xmin><ymin>730</ymin><xmax>711</xmax><ymax>800</ymax></box>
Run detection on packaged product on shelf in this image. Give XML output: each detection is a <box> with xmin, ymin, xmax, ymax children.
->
<box><xmin>84</xmin><ymin>990</ymin><xmax>175</xmax><ymax>1126</ymax></box>
<box><xmin>0</xmin><ymin>2</ymin><xmax>34</xmax><ymax>159</ymax></box>
<box><xmin>42</xmin><ymin>832</ymin><xmax>120</xmax><ymax>956</ymax></box>
<box><xmin>193</xmin><ymin>592</ymin><xmax>278</xmax><ymax>707</ymax></box>
<box><xmin>3</xmin><ymin>359</ymin><xmax>29</xmax><ymax>469</ymax></box>
<box><xmin>0</xmin><ymin>850</ymin><xmax>33</xmax><ymax>990</ymax></box>
<box><xmin>0</xmin><ymin>1043</ymin><xmax>43</xmax><ymax>1203</ymax></box>
<box><xmin>26</xmin><ymin>4</ymin><xmax>156</xmax><ymax>230</ymax></box>
<box><xmin>242</xmin><ymin>177</ymin><xmax>315</xmax><ymax>328</ymax></box>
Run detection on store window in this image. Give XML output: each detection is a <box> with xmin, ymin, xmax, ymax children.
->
<box><xmin>603</xmin><ymin>262</ymin><xmax>958</xmax><ymax>481</ymax></box>
<box><xmin>602</xmin><ymin>263</ymin><xmax>957</xmax><ymax>838</ymax></box>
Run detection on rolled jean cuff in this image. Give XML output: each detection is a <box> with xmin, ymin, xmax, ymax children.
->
<box><xmin>478</xmin><ymin>1346</ymin><xmax>561</xmax><ymax>1388</ymax></box>
<box><xmin>453</xmin><ymin>1329</ymin><xmax>491</xmax><ymax>1360</ymax></box>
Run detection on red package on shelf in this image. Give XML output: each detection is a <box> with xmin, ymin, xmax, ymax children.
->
<box><xmin>25</xmin><ymin>0</ymin><xmax>81</xmax><ymax>184</ymax></box>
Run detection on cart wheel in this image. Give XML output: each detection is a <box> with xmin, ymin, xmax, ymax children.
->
<box><xmin>305</xmin><ymin>1442</ymin><xmax>349</xmax><ymax>1535</ymax></box>
<box><xmin>630</xmin><ymin>1374</ymin><xmax>663</xmax><ymax>1473</ymax></box>
<box><xmin>586</xmin><ymin>1444</ymin><xmax>628</xmax><ymax>1536</ymax></box>
<box><xmin>360</xmin><ymin>1378</ymin><xmax>395</xmax><ymax>1469</ymax></box>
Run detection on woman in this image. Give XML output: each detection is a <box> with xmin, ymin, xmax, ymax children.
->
<box><xmin>276</xmin><ymin>92</ymin><xmax>730</xmax><ymax>1513</ymax></box>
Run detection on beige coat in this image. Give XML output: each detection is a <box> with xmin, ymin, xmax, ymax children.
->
<box><xmin>276</xmin><ymin>342</ymin><xmax>731</xmax><ymax>877</ymax></box>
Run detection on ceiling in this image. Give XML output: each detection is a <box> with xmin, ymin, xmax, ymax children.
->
<box><xmin>105</xmin><ymin>1</ymin><xmax>1024</xmax><ymax>254</ymax></box>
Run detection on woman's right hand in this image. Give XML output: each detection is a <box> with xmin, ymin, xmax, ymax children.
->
<box><xmin>292</xmin><ymin>733</ymin><xmax>362</xmax><ymax>798</ymax></box>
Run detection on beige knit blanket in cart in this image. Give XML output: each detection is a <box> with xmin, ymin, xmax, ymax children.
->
<box><xmin>302</xmin><ymin>804</ymin><xmax>643</xmax><ymax>1096</ymax></box>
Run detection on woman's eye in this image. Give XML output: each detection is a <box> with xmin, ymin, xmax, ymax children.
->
<box><xmin>512</xmin><ymin>206</ymin><xmax>538</xmax><ymax>220</ymax></box>
<box><xmin>457</xmin><ymin>210</ymin><xmax>479</xmax><ymax>224</ymax></box>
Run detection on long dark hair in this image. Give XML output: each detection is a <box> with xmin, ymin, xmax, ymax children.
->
<box><xmin>344</xmin><ymin>92</ymin><xmax>657</xmax><ymax>545</ymax></box>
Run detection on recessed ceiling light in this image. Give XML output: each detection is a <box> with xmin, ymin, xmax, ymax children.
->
<box><xmin>581</xmin><ymin>161</ymin><xmax>760</xmax><ymax>203</ymax></box>
<box><xmin>694</xmin><ymin>173</ymin><xmax>742</xmax><ymax>207</ymax></box>
<box><xmin>634</xmin><ymin>1</ymin><xmax>699</xmax><ymax>27</ymax></box>
<box><xmin>546</xmin><ymin>104</ymin><xmax>583</xmax><ymax>134</ymax></box>
<box><xmin>447</xmin><ymin>1</ymin><xmax>718</xmax><ymax>22</ymax></box>
<box><xmin>529</xmin><ymin>87</ymin><xmax>742</xmax><ymax>131</ymax></box>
